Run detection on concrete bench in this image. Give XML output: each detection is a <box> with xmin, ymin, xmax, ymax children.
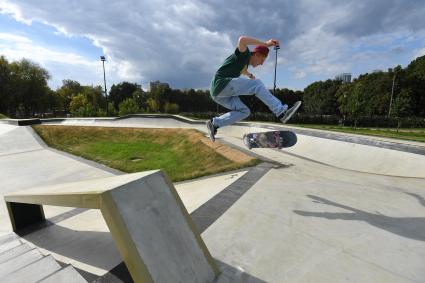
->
<box><xmin>4</xmin><ymin>170</ymin><xmax>219</xmax><ymax>283</ymax></box>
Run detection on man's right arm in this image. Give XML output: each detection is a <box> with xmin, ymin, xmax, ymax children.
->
<box><xmin>238</xmin><ymin>36</ymin><xmax>280</xmax><ymax>52</ymax></box>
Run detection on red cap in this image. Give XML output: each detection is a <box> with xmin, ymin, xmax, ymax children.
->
<box><xmin>253</xmin><ymin>45</ymin><xmax>269</xmax><ymax>57</ymax></box>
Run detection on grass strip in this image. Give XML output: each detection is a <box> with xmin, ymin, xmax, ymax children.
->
<box><xmin>33</xmin><ymin>125</ymin><xmax>259</xmax><ymax>182</ymax></box>
<box><xmin>293</xmin><ymin>124</ymin><xmax>425</xmax><ymax>143</ymax></box>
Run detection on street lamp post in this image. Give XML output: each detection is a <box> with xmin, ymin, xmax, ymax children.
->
<box><xmin>100</xmin><ymin>56</ymin><xmax>108</xmax><ymax>116</ymax></box>
<box><xmin>273</xmin><ymin>45</ymin><xmax>280</xmax><ymax>96</ymax></box>
<box><xmin>388</xmin><ymin>69</ymin><xmax>397</xmax><ymax>117</ymax></box>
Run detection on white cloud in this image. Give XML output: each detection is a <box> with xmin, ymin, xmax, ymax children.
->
<box><xmin>0</xmin><ymin>32</ymin><xmax>95</xmax><ymax>66</ymax></box>
<box><xmin>0</xmin><ymin>31</ymin><xmax>110</xmax><ymax>89</ymax></box>
<box><xmin>0</xmin><ymin>0</ymin><xmax>32</xmax><ymax>24</ymax></box>
<box><xmin>1</xmin><ymin>0</ymin><xmax>424</xmax><ymax>90</ymax></box>
<box><xmin>0</xmin><ymin>32</ymin><xmax>30</xmax><ymax>43</ymax></box>
<box><xmin>413</xmin><ymin>47</ymin><xmax>425</xmax><ymax>60</ymax></box>
<box><xmin>294</xmin><ymin>70</ymin><xmax>307</xmax><ymax>79</ymax></box>
<box><xmin>285</xmin><ymin>26</ymin><xmax>351</xmax><ymax>78</ymax></box>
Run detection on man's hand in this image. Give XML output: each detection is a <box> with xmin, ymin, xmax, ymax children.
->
<box><xmin>238</xmin><ymin>36</ymin><xmax>280</xmax><ymax>52</ymax></box>
<box><xmin>241</xmin><ymin>66</ymin><xmax>255</xmax><ymax>79</ymax></box>
<box><xmin>265</xmin><ymin>39</ymin><xmax>280</xmax><ymax>47</ymax></box>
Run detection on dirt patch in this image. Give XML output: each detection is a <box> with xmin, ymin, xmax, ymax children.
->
<box><xmin>184</xmin><ymin>130</ymin><xmax>255</xmax><ymax>164</ymax></box>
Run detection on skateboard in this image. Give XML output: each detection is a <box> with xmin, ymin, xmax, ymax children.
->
<box><xmin>243</xmin><ymin>130</ymin><xmax>297</xmax><ymax>149</ymax></box>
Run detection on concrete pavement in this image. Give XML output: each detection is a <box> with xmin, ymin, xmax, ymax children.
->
<box><xmin>0</xmin><ymin>116</ymin><xmax>424</xmax><ymax>282</ymax></box>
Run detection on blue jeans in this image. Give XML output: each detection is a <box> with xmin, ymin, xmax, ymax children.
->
<box><xmin>212</xmin><ymin>78</ymin><xmax>287</xmax><ymax>128</ymax></box>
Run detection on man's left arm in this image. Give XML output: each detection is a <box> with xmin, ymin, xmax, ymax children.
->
<box><xmin>241</xmin><ymin>66</ymin><xmax>255</xmax><ymax>79</ymax></box>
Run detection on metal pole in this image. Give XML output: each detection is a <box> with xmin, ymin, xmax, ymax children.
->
<box><xmin>388</xmin><ymin>70</ymin><xmax>396</xmax><ymax>117</ymax></box>
<box><xmin>273</xmin><ymin>45</ymin><xmax>280</xmax><ymax>96</ymax></box>
<box><xmin>101</xmin><ymin>56</ymin><xmax>108</xmax><ymax>116</ymax></box>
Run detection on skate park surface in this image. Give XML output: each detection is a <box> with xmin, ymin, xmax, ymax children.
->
<box><xmin>0</xmin><ymin>115</ymin><xmax>424</xmax><ymax>282</ymax></box>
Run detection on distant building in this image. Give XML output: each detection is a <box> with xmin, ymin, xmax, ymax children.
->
<box><xmin>149</xmin><ymin>81</ymin><xmax>170</xmax><ymax>92</ymax></box>
<box><xmin>335</xmin><ymin>73</ymin><xmax>351</xmax><ymax>83</ymax></box>
<box><xmin>372</xmin><ymin>69</ymin><xmax>383</xmax><ymax>73</ymax></box>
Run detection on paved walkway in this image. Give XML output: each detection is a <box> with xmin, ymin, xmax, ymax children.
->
<box><xmin>0</xmin><ymin>118</ymin><xmax>424</xmax><ymax>282</ymax></box>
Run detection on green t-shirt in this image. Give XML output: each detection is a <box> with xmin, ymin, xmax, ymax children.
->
<box><xmin>210</xmin><ymin>48</ymin><xmax>251</xmax><ymax>97</ymax></box>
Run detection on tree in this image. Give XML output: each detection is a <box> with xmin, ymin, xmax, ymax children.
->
<box><xmin>146</xmin><ymin>98</ymin><xmax>160</xmax><ymax>113</ymax></box>
<box><xmin>336</xmin><ymin>82</ymin><xmax>353</xmax><ymax>119</ymax></box>
<box><xmin>107</xmin><ymin>102</ymin><xmax>117</xmax><ymax>117</ymax></box>
<box><xmin>37</xmin><ymin>88</ymin><xmax>59</xmax><ymax>116</ymax></box>
<box><xmin>81</xmin><ymin>85</ymin><xmax>104</xmax><ymax>114</ymax></box>
<box><xmin>55</xmin><ymin>81</ymin><xmax>105</xmax><ymax>116</ymax></box>
<box><xmin>118</xmin><ymin>98</ymin><xmax>140</xmax><ymax>116</ymax></box>
<box><xmin>67</xmin><ymin>85</ymin><xmax>105</xmax><ymax>117</ymax></box>
<box><xmin>55</xmin><ymin>80</ymin><xmax>84</xmax><ymax>112</ymax></box>
<box><xmin>131</xmin><ymin>88</ymin><xmax>147</xmax><ymax>112</ymax></box>
<box><xmin>391</xmin><ymin>88</ymin><xmax>413</xmax><ymax>117</ymax></box>
<box><xmin>69</xmin><ymin>93</ymin><xmax>89</xmax><ymax>116</ymax></box>
<box><xmin>109</xmin><ymin>82</ymin><xmax>141</xmax><ymax>110</ymax></box>
<box><xmin>148</xmin><ymin>84</ymin><xmax>171</xmax><ymax>112</ymax></box>
<box><xmin>0</xmin><ymin>56</ymin><xmax>10</xmax><ymax>115</ymax></box>
<box><xmin>336</xmin><ymin>80</ymin><xmax>370</xmax><ymax>127</ymax></box>
<box><xmin>363</xmin><ymin>72</ymin><xmax>394</xmax><ymax>116</ymax></box>
<box><xmin>405</xmin><ymin>55</ymin><xmax>425</xmax><ymax>116</ymax></box>
<box><xmin>8</xmin><ymin>59</ymin><xmax>50</xmax><ymax>117</ymax></box>
<box><xmin>164</xmin><ymin>102</ymin><xmax>179</xmax><ymax>114</ymax></box>
<box><xmin>303</xmin><ymin>80</ymin><xmax>341</xmax><ymax>115</ymax></box>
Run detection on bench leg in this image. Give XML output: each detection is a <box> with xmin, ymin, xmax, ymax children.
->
<box><xmin>6</xmin><ymin>202</ymin><xmax>45</xmax><ymax>232</ymax></box>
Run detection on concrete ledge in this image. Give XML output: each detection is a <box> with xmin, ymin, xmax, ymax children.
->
<box><xmin>40</xmin><ymin>114</ymin><xmax>204</xmax><ymax>125</ymax></box>
<box><xmin>4</xmin><ymin>170</ymin><xmax>220</xmax><ymax>283</ymax></box>
<box><xmin>0</xmin><ymin>119</ymin><xmax>41</xmax><ymax>126</ymax></box>
<box><xmin>116</xmin><ymin>114</ymin><xmax>204</xmax><ymax>124</ymax></box>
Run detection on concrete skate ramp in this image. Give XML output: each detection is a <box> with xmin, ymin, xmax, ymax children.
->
<box><xmin>42</xmin><ymin>115</ymin><xmax>425</xmax><ymax>178</ymax></box>
<box><xmin>4</xmin><ymin>171</ymin><xmax>219</xmax><ymax>283</ymax></box>
<box><xmin>0</xmin><ymin>125</ymin><xmax>44</xmax><ymax>156</ymax></box>
<box><xmin>219</xmin><ymin>124</ymin><xmax>425</xmax><ymax>178</ymax></box>
<box><xmin>42</xmin><ymin>114</ymin><xmax>198</xmax><ymax>129</ymax></box>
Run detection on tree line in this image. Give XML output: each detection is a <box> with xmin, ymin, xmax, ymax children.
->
<box><xmin>303</xmin><ymin>56</ymin><xmax>425</xmax><ymax>120</ymax></box>
<box><xmin>1</xmin><ymin>54</ymin><xmax>424</xmax><ymax>125</ymax></box>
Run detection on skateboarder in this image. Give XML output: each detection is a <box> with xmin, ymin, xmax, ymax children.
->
<box><xmin>206</xmin><ymin>35</ymin><xmax>301</xmax><ymax>142</ymax></box>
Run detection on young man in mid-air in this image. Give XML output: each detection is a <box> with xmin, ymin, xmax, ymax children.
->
<box><xmin>206</xmin><ymin>35</ymin><xmax>301</xmax><ymax>142</ymax></box>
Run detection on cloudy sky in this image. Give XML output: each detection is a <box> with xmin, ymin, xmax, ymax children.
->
<box><xmin>1</xmin><ymin>0</ymin><xmax>424</xmax><ymax>91</ymax></box>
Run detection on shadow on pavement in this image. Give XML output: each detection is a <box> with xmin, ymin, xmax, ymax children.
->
<box><xmin>293</xmin><ymin>194</ymin><xmax>425</xmax><ymax>242</ymax></box>
<box><xmin>405</xmin><ymin>192</ymin><xmax>425</xmax><ymax>208</ymax></box>
<box><xmin>24</xmin><ymin>224</ymin><xmax>267</xmax><ymax>282</ymax></box>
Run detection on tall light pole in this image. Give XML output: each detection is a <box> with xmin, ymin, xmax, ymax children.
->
<box><xmin>388</xmin><ymin>69</ymin><xmax>397</xmax><ymax>117</ymax></box>
<box><xmin>100</xmin><ymin>56</ymin><xmax>108</xmax><ymax>116</ymax></box>
<box><xmin>273</xmin><ymin>45</ymin><xmax>280</xmax><ymax>96</ymax></box>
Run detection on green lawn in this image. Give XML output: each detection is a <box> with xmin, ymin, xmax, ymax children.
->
<box><xmin>33</xmin><ymin>125</ymin><xmax>259</xmax><ymax>182</ymax></box>
<box><xmin>0</xmin><ymin>113</ymin><xmax>7</xmax><ymax>119</ymax></box>
<box><xmin>293</xmin><ymin>124</ymin><xmax>425</xmax><ymax>143</ymax></box>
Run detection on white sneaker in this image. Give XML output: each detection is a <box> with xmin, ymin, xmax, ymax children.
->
<box><xmin>279</xmin><ymin>101</ymin><xmax>302</xmax><ymax>124</ymax></box>
<box><xmin>206</xmin><ymin>119</ymin><xmax>217</xmax><ymax>142</ymax></box>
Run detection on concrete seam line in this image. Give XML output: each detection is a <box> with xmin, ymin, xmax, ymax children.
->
<box><xmin>190</xmin><ymin>162</ymin><xmax>275</xmax><ymax>234</ymax></box>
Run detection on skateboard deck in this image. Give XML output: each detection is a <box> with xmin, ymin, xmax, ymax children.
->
<box><xmin>243</xmin><ymin>130</ymin><xmax>297</xmax><ymax>149</ymax></box>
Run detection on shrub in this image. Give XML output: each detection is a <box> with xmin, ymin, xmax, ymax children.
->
<box><xmin>118</xmin><ymin>98</ymin><xmax>140</xmax><ymax>116</ymax></box>
<box><xmin>164</xmin><ymin>102</ymin><xmax>179</xmax><ymax>114</ymax></box>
